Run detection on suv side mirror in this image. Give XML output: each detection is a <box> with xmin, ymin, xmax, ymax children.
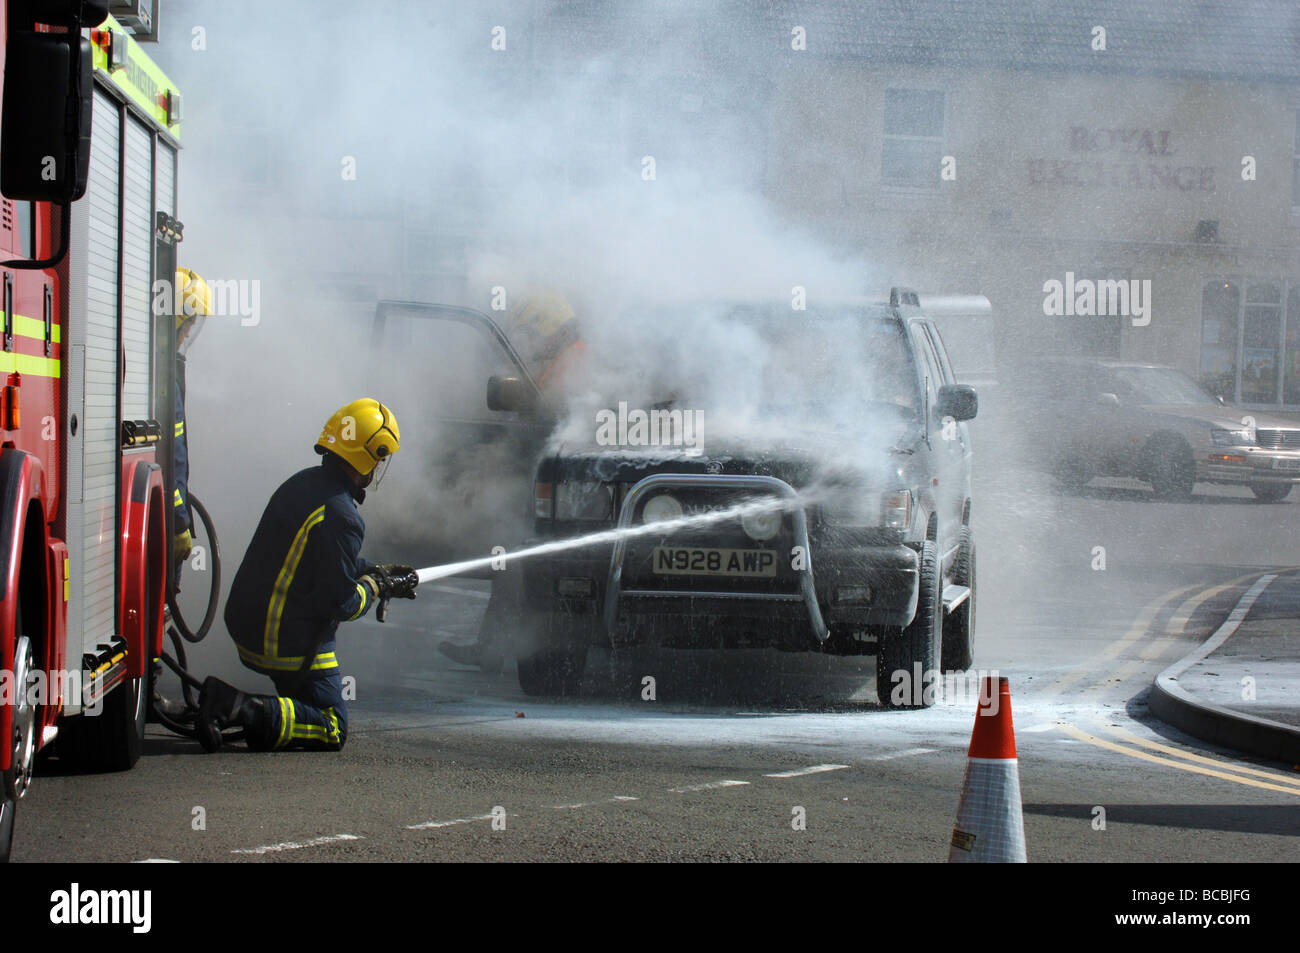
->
<box><xmin>487</xmin><ymin>375</ymin><xmax>538</xmax><ymax>414</ymax></box>
<box><xmin>935</xmin><ymin>384</ymin><xmax>977</xmax><ymax>422</ymax></box>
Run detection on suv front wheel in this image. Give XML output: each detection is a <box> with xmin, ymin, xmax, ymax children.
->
<box><xmin>942</xmin><ymin>528</ymin><xmax>975</xmax><ymax>672</ymax></box>
<box><xmin>877</xmin><ymin>539</ymin><xmax>941</xmax><ymax>709</ymax></box>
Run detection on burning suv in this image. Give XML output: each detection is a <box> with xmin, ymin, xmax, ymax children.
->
<box><xmin>489</xmin><ymin>291</ymin><xmax>979</xmax><ymax>708</ymax></box>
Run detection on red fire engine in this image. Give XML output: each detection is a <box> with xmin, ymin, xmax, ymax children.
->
<box><xmin>0</xmin><ymin>0</ymin><xmax>188</xmax><ymax>859</ymax></box>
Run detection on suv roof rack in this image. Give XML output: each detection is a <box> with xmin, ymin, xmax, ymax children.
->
<box><xmin>889</xmin><ymin>286</ymin><xmax>921</xmax><ymax>308</ymax></box>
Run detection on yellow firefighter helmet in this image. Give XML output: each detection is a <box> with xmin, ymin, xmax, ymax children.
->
<box><xmin>509</xmin><ymin>291</ymin><xmax>575</xmax><ymax>339</ymax></box>
<box><xmin>315</xmin><ymin>398</ymin><xmax>401</xmax><ymax>476</ymax></box>
<box><xmin>175</xmin><ymin>268</ymin><xmax>212</xmax><ymax>325</ymax></box>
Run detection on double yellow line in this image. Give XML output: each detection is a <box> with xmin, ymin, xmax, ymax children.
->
<box><xmin>1059</xmin><ymin>723</ymin><xmax>1300</xmax><ymax>796</ymax></box>
<box><xmin>1043</xmin><ymin>570</ymin><xmax>1280</xmax><ymax>700</ymax></box>
<box><xmin>1051</xmin><ymin>570</ymin><xmax>1300</xmax><ymax>795</ymax></box>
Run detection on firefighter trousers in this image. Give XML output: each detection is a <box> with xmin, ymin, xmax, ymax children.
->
<box><xmin>258</xmin><ymin>672</ymin><xmax>349</xmax><ymax>751</ymax></box>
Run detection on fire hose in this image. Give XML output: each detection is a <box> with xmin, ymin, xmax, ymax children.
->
<box><xmin>152</xmin><ymin>492</ymin><xmax>236</xmax><ymax>740</ymax></box>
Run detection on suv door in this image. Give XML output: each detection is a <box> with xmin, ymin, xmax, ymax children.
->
<box><xmin>911</xmin><ymin>320</ymin><xmax>965</xmax><ymax>554</ymax></box>
<box><xmin>365</xmin><ymin>301</ymin><xmax>554</xmax><ymax>569</ymax></box>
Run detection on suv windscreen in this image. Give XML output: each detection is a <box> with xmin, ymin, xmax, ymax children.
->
<box><xmin>597</xmin><ymin>303</ymin><xmax>920</xmax><ymax>420</ymax></box>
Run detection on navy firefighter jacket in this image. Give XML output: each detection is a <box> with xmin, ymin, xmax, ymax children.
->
<box><xmin>224</xmin><ymin>460</ymin><xmax>375</xmax><ymax>678</ymax></box>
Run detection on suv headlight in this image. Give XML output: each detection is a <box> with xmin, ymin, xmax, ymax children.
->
<box><xmin>741</xmin><ymin>508</ymin><xmax>782</xmax><ymax>541</ymax></box>
<box><xmin>642</xmin><ymin>493</ymin><xmax>683</xmax><ymax>524</ymax></box>
<box><xmin>1212</xmin><ymin>428</ymin><xmax>1256</xmax><ymax>447</ymax></box>
<box><xmin>821</xmin><ymin>488</ymin><xmax>913</xmax><ymax>529</ymax></box>
<box><xmin>881</xmin><ymin>490</ymin><xmax>912</xmax><ymax>530</ymax></box>
<box><xmin>554</xmin><ymin>482</ymin><xmax>614</xmax><ymax>520</ymax></box>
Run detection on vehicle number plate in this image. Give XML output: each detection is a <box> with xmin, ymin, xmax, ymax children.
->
<box><xmin>1273</xmin><ymin>457</ymin><xmax>1300</xmax><ymax>470</ymax></box>
<box><xmin>652</xmin><ymin>547</ymin><xmax>778</xmax><ymax>577</ymax></box>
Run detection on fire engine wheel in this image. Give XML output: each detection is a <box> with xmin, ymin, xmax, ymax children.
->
<box><xmin>4</xmin><ymin>636</ymin><xmax>36</xmax><ymax>801</ymax></box>
<box><xmin>56</xmin><ymin>675</ymin><xmax>147</xmax><ymax>773</ymax></box>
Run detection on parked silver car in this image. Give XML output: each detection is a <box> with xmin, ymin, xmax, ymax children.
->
<box><xmin>1019</xmin><ymin>358</ymin><xmax>1300</xmax><ymax>501</ymax></box>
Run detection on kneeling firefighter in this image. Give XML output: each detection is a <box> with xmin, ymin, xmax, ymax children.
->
<box><xmin>195</xmin><ymin>398</ymin><xmax>419</xmax><ymax>752</ymax></box>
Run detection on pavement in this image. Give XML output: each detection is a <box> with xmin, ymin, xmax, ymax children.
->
<box><xmin>1150</xmin><ymin>569</ymin><xmax>1300</xmax><ymax>764</ymax></box>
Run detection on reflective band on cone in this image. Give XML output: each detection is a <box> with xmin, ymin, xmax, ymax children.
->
<box><xmin>949</xmin><ymin>676</ymin><xmax>1027</xmax><ymax>863</ymax></box>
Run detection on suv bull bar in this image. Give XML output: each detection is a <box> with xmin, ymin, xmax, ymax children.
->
<box><xmin>602</xmin><ymin>473</ymin><xmax>830</xmax><ymax>643</ymax></box>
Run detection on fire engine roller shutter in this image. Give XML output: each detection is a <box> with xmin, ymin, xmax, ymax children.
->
<box><xmin>156</xmin><ymin>141</ymin><xmax>175</xmax><ymax>218</ymax></box>
<box><xmin>76</xmin><ymin>86</ymin><xmax>124</xmax><ymax>651</ymax></box>
<box><xmin>121</xmin><ymin>115</ymin><xmax>153</xmax><ymax>419</ymax></box>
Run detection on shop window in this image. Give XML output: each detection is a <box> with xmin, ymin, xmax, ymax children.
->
<box><xmin>1286</xmin><ymin>287</ymin><xmax>1300</xmax><ymax>405</ymax></box>
<box><xmin>1294</xmin><ymin>109</ymin><xmax>1300</xmax><ymax>211</ymax></box>
<box><xmin>882</xmin><ymin>89</ymin><xmax>945</xmax><ymax>189</ymax></box>
<box><xmin>1241</xmin><ymin>283</ymin><xmax>1281</xmax><ymax>403</ymax></box>
<box><xmin>1200</xmin><ymin>280</ymin><xmax>1239</xmax><ymax>399</ymax></box>
<box><xmin>1203</xmin><ymin>279</ymin><xmax>1300</xmax><ymax>406</ymax></box>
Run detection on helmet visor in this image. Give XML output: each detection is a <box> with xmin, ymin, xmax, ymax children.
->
<box><xmin>178</xmin><ymin>315</ymin><xmax>207</xmax><ymax>356</ymax></box>
<box><xmin>370</xmin><ymin>453</ymin><xmax>392</xmax><ymax>487</ymax></box>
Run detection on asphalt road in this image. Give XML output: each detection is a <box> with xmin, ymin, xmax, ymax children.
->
<box><xmin>13</xmin><ymin>468</ymin><xmax>1300</xmax><ymax>862</ymax></box>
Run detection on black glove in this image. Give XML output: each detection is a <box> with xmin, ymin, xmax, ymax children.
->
<box><xmin>358</xmin><ymin>564</ymin><xmax>418</xmax><ymax>623</ymax></box>
<box><xmin>374</xmin><ymin>563</ymin><xmax>418</xmax><ymax>600</ymax></box>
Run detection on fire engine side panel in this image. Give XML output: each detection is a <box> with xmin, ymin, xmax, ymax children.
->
<box><xmin>122</xmin><ymin>115</ymin><xmax>154</xmax><ymax>420</ymax></box>
<box><xmin>64</xmin><ymin>87</ymin><xmax>126</xmax><ymax>681</ymax></box>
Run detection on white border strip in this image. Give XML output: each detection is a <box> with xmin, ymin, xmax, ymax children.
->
<box><xmin>1161</xmin><ymin>574</ymin><xmax>1275</xmax><ymax>681</ymax></box>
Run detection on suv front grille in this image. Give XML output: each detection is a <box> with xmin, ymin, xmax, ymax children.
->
<box><xmin>1257</xmin><ymin>429</ymin><xmax>1300</xmax><ymax>450</ymax></box>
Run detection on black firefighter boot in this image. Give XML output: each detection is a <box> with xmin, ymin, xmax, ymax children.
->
<box><xmin>195</xmin><ymin>677</ymin><xmax>278</xmax><ymax>753</ymax></box>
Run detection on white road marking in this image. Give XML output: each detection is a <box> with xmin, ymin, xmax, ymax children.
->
<box><xmin>764</xmin><ymin>763</ymin><xmax>851</xmax><ymax>778</ymax></box>
<box><xmin>406</xmin><ymin>813</ymin><xmax>496</xmax><ymax>830</ymax></box>
<box><xmin>231</xmin><ymin>833</ymin><xmax>361</xmax><ymax>855</ymax></box>
<box><xmin>549</xmin><ymin>795</ymin><xmax>640</xmax><ymax>810</ymax></box>
<box><xmin>668</xmin><ymin>780</ymin><xmax>751</xmax><ymax>793</ymax></box>
<box><xmin>135</xmin><ymin>858</ymin><xmax>181</xmax><ymax>863</ymax></box>
<box><xmin>1020</xmin><ymin>724</ymin><xmax>1057</xmax><ymax>733</ymax></box>
<box><xmin>865</xmin><ymin>747</ymin><xmax>936</xmax><ymax>760</ymax></box>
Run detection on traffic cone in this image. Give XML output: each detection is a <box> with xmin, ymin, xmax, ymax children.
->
<box><xmin>948</xmin><ymin>676</ymin><xmax>1027</xmax><ymax>862</ymax></box>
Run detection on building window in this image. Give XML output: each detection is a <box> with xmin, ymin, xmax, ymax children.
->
<box><xmin>1286</xmin><ymin>286</ymin><xmax>1300</xmax><ymax>405</ymax></box>
<box><xmin>1201</xmin><ymin>278</ymin><xmax>1300</xmax><ymax>406</ymax></box>
<box><xmin>1294</xmin><ymin>109</ymin><xmax>1300</xmax><ymax>210</ymax></box>
<box><xmin>1200</xmin><ymin>280</ymin><xmax>1239</xmax><ymax>400</ymax></box>
<box><xmin>882</xmin><ymin>89</ymin><xmax>945</xmax><ymax>189</ymax></box>
<box><xmin>1242</xmin><ymin>283</ymin><xmax>1281</xmax><ymax>403</ymax></box>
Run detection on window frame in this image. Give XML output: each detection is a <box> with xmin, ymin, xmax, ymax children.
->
<box><xmin>880</xmin><ymin>87</ymin><xmax>947</xmax><ymax>193</ymax></box>
<box><xmin>1200</xmin><ymin>275</ymin><xmax>1300</xmax><ymax>409</ymax></box>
